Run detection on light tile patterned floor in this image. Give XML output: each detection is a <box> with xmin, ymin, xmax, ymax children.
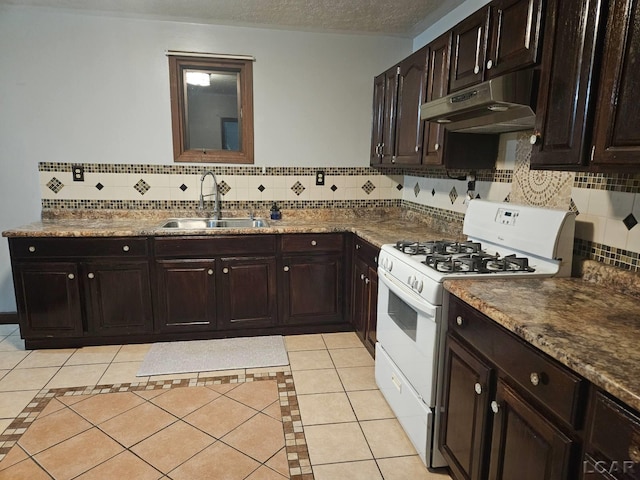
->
<box><xmin>0</xmin><ymin>327</ymin><xmax>452</xmax><ymax>479</ymax></box>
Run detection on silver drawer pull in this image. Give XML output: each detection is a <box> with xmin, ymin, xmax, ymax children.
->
<box><xmin>122</xmin><ymin>245</ymin><xmax>130</xmax><ymax>252</ymax></box>
<box><xmin>474</xmin><ymin>383</ymin><xmax>482</xmax><ymax>395</ymax></box>
<box><xmin>311</xmin><ymin>240</ymin><xmax>317</xmax><ymax>246</ymax></box>
<box><xmin>67</xmin><ymin>273</ymin><xmax>75</xmax><ymax>280</ymax></box>
<box><xmin>87</xmin><ymin>273</ymin><xmax>95</xmax><ymax>279</ymax></box>
<box><xmin>284</xmin><ymin>266</ymin><xmax>290</xmax><ymax>272</ymax></box>
<box><xmin>365</xmin><ymin>278</ymin><xmax>370</xmax><ymax>285</ymax></box>
<box><xmin>456</xmin><ymin>316</ymin><xmax>463</xmax><ymax>326</ymax></box>
<box><xmin>28</xmin><ymin>246</ymin><xmax>36</xmax><ymax>253</ymax></box>
<box><xmin>491</xmin><ymin>401</ymin><xmax>500</xmax><ymax>414</ymax></box>
<box><xmin>530</xmin><ymin>372</ymin><xmax>540</xmax><ymax>386</ymax></box>
<box><xmin>355</xmin><ymin>244</ymin><xmax>361</xmax><ymax>250</ymax></box>
<box><xmin>207</xmin><ymin>269</ymin><xmax>214</xmax><ymax>275</ymax></box>
<box><xmin>222</xmin><ymin>267</ymin><xmax>229</xmax><ymax>274</ymax></box>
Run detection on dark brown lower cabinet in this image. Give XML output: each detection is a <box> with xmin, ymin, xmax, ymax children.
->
<box><xmin>443</xmin><ymin>293</ymin><xmax>584</xmax><ymax>480</ymax></box>
<box><xmin>218</xmin><ymin>256</ymin><xmax>277</xmax><ymax>329</ymax></box>
<box><xmin>84</xmin><ymin>260</ymin><xmax>153</xmax><ymax>336</ymax></box>
<box><xmin>351</xmin><ymin>239</ymin><xmax>379</xmax><ymax>355</ymax></box>
<box><xmin>155</xmin><ymin>259</ymin><xmax>217</xmax><ymax>332</ymax></box>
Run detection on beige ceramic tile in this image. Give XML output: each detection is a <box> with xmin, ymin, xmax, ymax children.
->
<box><xmin>0</xmin><ymin>325</ymin><xmax>18</xmax><ymax>336</ymax></box>
<box><xmin>226</xmin><ymin>380</ymin><xmax>279</xmax><ymax>411</ymax></box>
<box><xmin>98</xmin><ymin>402</ymin><xmax>176</xmax><ymax>448</ymax></box>
<box><xmin>0</xmin><ymin>351</ymin><xmax>30</xmax><ymax>370</ymax></box>
<box><xmin>18</xmin><ymin>407</ymin><xmax>92</xmax><ymax>455</ymax></box>
<box><xmin>361</xmin><ymin>419</ymin><xmax>417</xmax><ymax>458</ymax></box>
<box><xmin>0</xmin><ymin>367</ymin><xmax>59</xmax><ymax>392</ymax></box>
<box><xmin>183</xmin><ymin>396</ymin><xmax>257</xmax><ymax>438</ymax></box>
<box><xmin>150</xmin><ymin>386</ymin><xmax>220</xmax><ymax>418</ymax></box>
<box><xmin>246</xmin><ymin>365</ymin><xmax>291</xmax><ymax>375</ymax></box>
<box><xmin>168</xmin><ymin>441</ymin><xmax>260</xmax><ymax>480</ymax></box>
<box><xmin>98</xmin><ymin>362</ymin><xmax>149</xmax><ymax>386</ymax></box>
<box><xmin>65</xmin><ymin>345</ymin><xmax>121</xmax><ymax>365</ymax></box>
<box><xmin>0</xmin><ymin>418</ymin><xmax>13</xmax><ymax>434</ymax></box>
<box><xmin>0</xmin><ymin>457</ymin><xmax>52</xmax><ymax>479</ymax></box>
<box><xmin>284</xmin><ymin>334</ymin><xmax>326</xmax><ymax>351</ymax></box>
<box><xmin>0</xmin><ymin>391</ymin><xmax>38</xmax><ymax>419</ymax></box>
<box><xmin>292</xmin><ymin>369</ymin><xmax>344</xmax><ymax>394</ymax></box>
<box><xmin>0</xmin><ymin>335</ymin><xmax>25</xmax><ymax>352</ymax></box>
<box><xmin>69</xmin><ymin>392</ymin><xmax>146</xmax><ymax>425</ymax></box>
<box><xmin>347</xmin><ymin>390</ymin><xmax>395</xmax><ymax>421</ymax></box>
<box><xmin>322</xmin><ymin>332</ymin><xmax>364</xmax><ymax>349</ymax></box>
<box><xmin>46</xmin><ymin>364</ymin><xmax>109</xmax><ymax>389</ymax></box>
<box><xmin>112</xmin><ymin>343</ymin><xmax>152</xmax><ymax>363</ymax></box>
<box><xmin>222</xmin><ymin>412</ymin><xmax>284</xmax><ymax>462</ymax></box>
<box><xmin>0</xmin><ymin>444</ymin><xmax>29</xmax><ymax>471</ymax></box>
<box><xmin>329</xmin><ymin>347</ymin><xmax>374</xmax><ymax>368</ymax></box>
<box><xmin>265</xmin><ymin>447</ymin><xmax>289</xmax><ymax>477</ymax></box>
<box><xmin>245</xmin><ymin>465</ymin><xmax>287</xmax><ymax>479</ymax></box>
<box><xmin>304</xmin><ymin>422</ymin><xmax>373</xmax><ymax>465</ymax></box>
<box><xmin>297</xmin><ymin>392</ymin><xmax>357</xmax><ymax>425</ymax></box>
<box><xmin>288</xmin><ymin>350</ymin><xmax>334</xmax><ymax>371</ymax></box>
<box><xmin>262</xmin><ymin>400</ymin><xmax>282</xmax><ymax>420</ymax></box>
<box><xmin>336</xmin><ymin>366</ymin><xmax>378</xmax><ymax>391</ymax></box>
<box><xmin>377</xmin><ymin>455</ymin><xmax>451</xmax><ymax>480</ymax></box>
<box><xmin>15</xmin><ymin>349</ymin><xmax>75</xmax><ymax>368</ymax></box>
<box><xmin>313</xmin><ymin>460</ymin><xmax>383</xmax><ymax>480</ymax></box>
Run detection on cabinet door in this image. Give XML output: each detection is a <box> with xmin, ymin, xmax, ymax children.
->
<box><xmin>394</xmin><ymin>47</ymin><xmax>428</xmax><ymax>165</ymax></box>
<box><xmin>281</xmin><ymin>254</ymin><xmax>343</xmax><ymax>325</ymax></box>
<box><xmin>441</xmin><ymin>336</ymin><xmax>493</xmax><ymax>480</ymax></box>
<box><xmin>84</xmin><ymin>260</ymin><xmax>153</xmax><ymax>336</ymax></box>
<box><xmin>423</xmin><ymin>32</ymin><xmax>452</xmax><ymax>166</ymax></box>
<box><xmin>370</xmin><ymin>73</ymin><xmax>386</xmax><ymax>165</ymax></box>
<box><xmin>530</xmin><ymin>0</ymin><xmax>606</xmax><ymax>168</ymax></box>
<box><xmin>488</xmin><ymin>379</ymin><xmax>575</xmax><ymax>480</ymax></box>
<box><xmin>218</xmin><ymin>256</ymin><xmax>277</xmax><ymax>329</ymax></box>
<box><xmin>352</xmin><ymin>257</ymin><xmax>368</xmax><ymax>339</ymax></box>
<box><xmin>592</xmin><ymin>0</ymin><xmax>640</xmax><ymax>167</ymax></box>
<box><xmin>155</xmin><ymin>259</ymin><xmax>216</xmax><ymax>332</ymax></box>
<box><xmin>485</xmin><ymin>0</ymin><xmax>543</xmax><ymax>79</ymax></box>
<box><xmin>364</xmin><ymin>265</ymin><xmax>378</xmax><ymax>352</ymax></box>
<box><xmin>381</xmin><ymin>66</ymin><xmax>399</xmax><ymax>163</ymax></box>
<box><xmin>13</xmin><ymin>262</ymin><xmax>83</xmax><ymax>338</ymax></box>
<box><xmin>450</xmin><ymin>7</ymin><xmax>489</xmax><ymax>92</ymax></box>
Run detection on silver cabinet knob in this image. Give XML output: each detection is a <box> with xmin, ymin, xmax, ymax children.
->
<box><xmin>456</xmin><ymin>316</ymin><xmax>463</xmax><ymax>326</ymax></box>
<box><xmin>311</xmin><ymin>240</ymin><xmax>317</xmax><ymax>246</ymax></box>
<box><xmin>122</xmin><ymin>245</ymin><xmax>130</xmax><ymax>252</ymax></box>
<box><xmin>360</xmin><ymin>274</ymin><xmax>365</xmax><ymax>280</ymax></box>
<box><xmin>415</xmin><ymin>145</ymin><xmax>420</xmax><ymax>153</ymax></box>
<box><xmin>365</xmin><ymin>278</ymin><xmax>370</xmax><ymax>285</ymax></box>
<box><xmin>530</xmin><ymin>372</ymin><xmax>540</xmax><ymax>386</ymax></box>
<box><xmin>284</xmin><ymin>266</ymin><xmax>290</xmax><ymax>272</ymax></box>
<box><xmin>222</xmin><ymin>267</ymin><xmax>229</xmax><ymax>274</ymax></box>
<box><xmin>434</xmin><ymin>143</ymin><xmax>440</xmax><ymax>151</ymax></box>
<box><xmin>629</xmin><ymin>443</ymin><xmax>640</xmax><ymax>463</ymax></box>
<box><xmin>529</xmin><ymin>133</ymin><xmax>541</xmax><ymax>145</ymax></box>
<box><xmin>474</xmin><ymin>65</ymin><xmax>480</xmax><ymax>74</ymax></box>
<box><xmin>474</xmin><ymin>383</ymin><xmax>482</xmax><ymax>395</ymax></box>
<box><xmin>68</xmin><ymin>273</ymin><xmax>75</xmax><ymax>280</ymax></box>
<box><xmin>28</xmin><ymin>246</ymin><xmax>36</xmax><ymax>253</ymax></box>
<box><xmin>491</xmin><ymin>401</ymin><xmax>500</xmax><ymax>414</ymax></box>
<box><xmin>486</xmin><ymin>59</ymin><xmax>493</xmax><ymax>69</ymax></box>
<box><xmin>207</xmin><ymin>269</ymin><xmax>214</xmax><ymax>275</ymax></box>
<box><xmin>355</xmin><ymin>244</ymin><xmax>361</xmax><ymax>250</ymax></box>
<box><xmin>87</xmin><ymin>273</ymin><xmax>95</xmax><ymax>279</ymax></box>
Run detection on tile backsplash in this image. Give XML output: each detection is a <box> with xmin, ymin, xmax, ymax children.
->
<box><xmin>39</xmin><ymin>133</ymin><xmax>640</xmax><ymax>272</ymax></box>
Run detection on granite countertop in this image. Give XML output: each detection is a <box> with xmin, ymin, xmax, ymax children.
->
<box><xmin>444</xmin><ymin>276</ymin><xmax>640</xmax><ymax>412</ymax></box>
<box><xmin>1</xmin><ymin>208</ymin><xmax>464</xmax><ymax>248</ymax></box>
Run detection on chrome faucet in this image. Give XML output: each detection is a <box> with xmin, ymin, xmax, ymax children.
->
<box><xmin>198</xmin><ymin>170</ymin><xmax>221</xmax><ymax>220</ymax></box>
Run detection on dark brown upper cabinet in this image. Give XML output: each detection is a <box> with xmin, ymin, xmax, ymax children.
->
<box><xmin>450</xmin><ymin>7</ymin><xmax>490</xmax><ymax>92</ymax></box>
<box><xmin>450</xmin><ymin>0</ymin><xmax>543</xmax><ymax>92</ymax></box>
<box><xmin>370</xmin><ymin>47</ymin><xmax>428</xmax><ymax>166</ymax></box>
<box><xmin>530</xmin><ymin>0</ymin><xmax>606</xmax><ymax>169</ymax></box>
<box><xmin>168</xmin><ymin>54</ymin><xmax>254</xmax><ymax>164</ymax></box>
<box><xmin>591</xmin><ymin>0</ymin><xmax>640</xmax><ymax>169</ymax></box>
<box><xmin>422</xmin><ymin>32</ymin><xmax>452</xmax><ymax>166</ymax></box>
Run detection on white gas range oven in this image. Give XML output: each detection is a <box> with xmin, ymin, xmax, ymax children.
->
<box><xmin>374</xmin><ymin>199</ymin><xmax>576</xmax><ymax>468</ymax></box>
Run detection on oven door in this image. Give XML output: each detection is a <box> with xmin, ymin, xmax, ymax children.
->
<box><xmin>376</xmin><ymin>269</ymin><xmax>441</xmax><ymax>406</ymax></box>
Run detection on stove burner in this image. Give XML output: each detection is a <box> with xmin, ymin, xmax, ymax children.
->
<box><xmin>395</xmin><ymin>240</ymin><xmax>482</xmax><ymax>256</ymax></box>
<box><xmin>482</xmin><ymin>254</ymin><xmax>535</xmax><ymax>273</ymax></box>
<box><xmin>421</xmin><ymin>252</ymin><xmax>535</xmax><ymax>274</ymax></box>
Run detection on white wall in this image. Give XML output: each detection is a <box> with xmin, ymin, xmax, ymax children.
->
<box><xmin>0</xmin><ymin>5</ymin><xmax>411</xmax><ymax>312</ymax></box>
<box><xmin>412</xmin><ymin>0</ymin><xmax>491</xmax><ymax>50</ymax></box>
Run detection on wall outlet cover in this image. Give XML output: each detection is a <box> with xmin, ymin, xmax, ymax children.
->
<box><xmin>316</xmin><ymin>170</ymin><xmax>325</xmax><ymax>186</ymax></box>
<box><xmin>72</xmin><ymin>165</ymin><xmax>84</xmax><ymax>182</ymax></box>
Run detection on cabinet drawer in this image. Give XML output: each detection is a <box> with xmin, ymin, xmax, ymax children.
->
<box><xmin>586</xmin><ymin>390</ymin><xmax>640</xmax><ymax>478</ymax></box>
<box><xmin>154</xmin><ymin>235</ymin><xmax>276</xmax><ymax>257</ymax></box>
<box><xmin>449</xmin><ymin>295</ymin><xmax>585</xmax><ymax>427</ymax></box>
<box><xmin>10</xmin><ymin>237</ymin><xmax>148</xmax><ymax>259</ymax></box>
<box><xmin>354</xmin><ymin>237</ymin><xmax>380</xmax><ymax>267</ymax></box>
<box><xmin>281</xmin><ymin>234</ymin><xmax>343</xmax><ymax>253</ymax></box>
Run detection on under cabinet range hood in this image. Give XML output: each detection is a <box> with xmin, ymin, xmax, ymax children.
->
<box><xmin>420</xmin><ymin>69</ymin><xmax>536</xmax><ymax>134</ymax></box>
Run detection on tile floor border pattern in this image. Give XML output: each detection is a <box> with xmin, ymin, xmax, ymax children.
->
<box><xmin>0</xmin><ymin>372</ymin><xmax>314</xmax><ymax>480</ymax></box>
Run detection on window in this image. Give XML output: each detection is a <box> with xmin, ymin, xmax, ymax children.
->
<box><xmin>168</xmin><ymin>53</ymin><xmax>254</xmax><ymax>163</ymax></box>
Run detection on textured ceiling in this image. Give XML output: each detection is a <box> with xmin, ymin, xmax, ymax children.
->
<box><xmin>0</xmin><ymin>0</ymin><xmax>466</xmax><ymax>36</ymax></box>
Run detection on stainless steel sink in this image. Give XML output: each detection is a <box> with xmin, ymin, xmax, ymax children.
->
<box><xmin>159</xmin><ymin>218</ymin><xmax>269</xmax><ymax>229</ymax></box>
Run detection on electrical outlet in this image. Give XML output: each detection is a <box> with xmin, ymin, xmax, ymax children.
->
<box><xmin>315</xmin><ymin>170</ymin><xmax>325</xmax><ymax>186</ymax></box>
<box><xmin>72</xmin><ymin>165</ymin><xmax>84</xmax><ymax>182</ymax></box>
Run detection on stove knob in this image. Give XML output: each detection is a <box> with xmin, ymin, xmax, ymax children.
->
<box><xmin>416</xmin><ymin>280</ymin><xmax>423</xmax><ymax>293</ymax></box>
<box><xmin>407</xmin><ymin>275</ymin><xmax>415</xmax><ymax>286</ymax></box>
<box><xmin>387</xmin><ymin>260</ymin><xmax>393</xmax><ymax>272</ymax></box>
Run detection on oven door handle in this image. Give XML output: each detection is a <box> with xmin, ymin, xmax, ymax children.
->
<box><xmin>378</xmin><ymin>269</ymin><xmax>438</xmax><ymax>320</ymax></box>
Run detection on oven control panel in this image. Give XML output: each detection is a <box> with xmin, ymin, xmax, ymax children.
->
<box><xmin>495</xmin><ymin>207</ymin><xmax>519</xmax><ymax>226</ymax></box>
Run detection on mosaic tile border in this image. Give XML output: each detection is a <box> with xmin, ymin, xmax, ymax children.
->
<box><xmin>41</xmin><ymin>199</ymin><xmax>403</xmax><ymax>210</ymax></box>
<box><xmin>400</xmin><ymin>167</ymin><xmax>513</xmax><ymax>183</ymax></box>
<box><xmin>40</xmin><ymin>162</ymin><xmax>391</xmax><ymax>177</ymax></box>
<box><xmin>574</xmin><ymin>172</ymin><xmax>640</xmax><ymax>193</ymax></box>
<box><xmin>574</xmin><ymin>238</ymin><xmax>640</xmax><ymax>272</ymax></box>
<box><xmin>0</xmin><ymin>372</ymin><xmax>313</xmax><ymax>480</ymax></box>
